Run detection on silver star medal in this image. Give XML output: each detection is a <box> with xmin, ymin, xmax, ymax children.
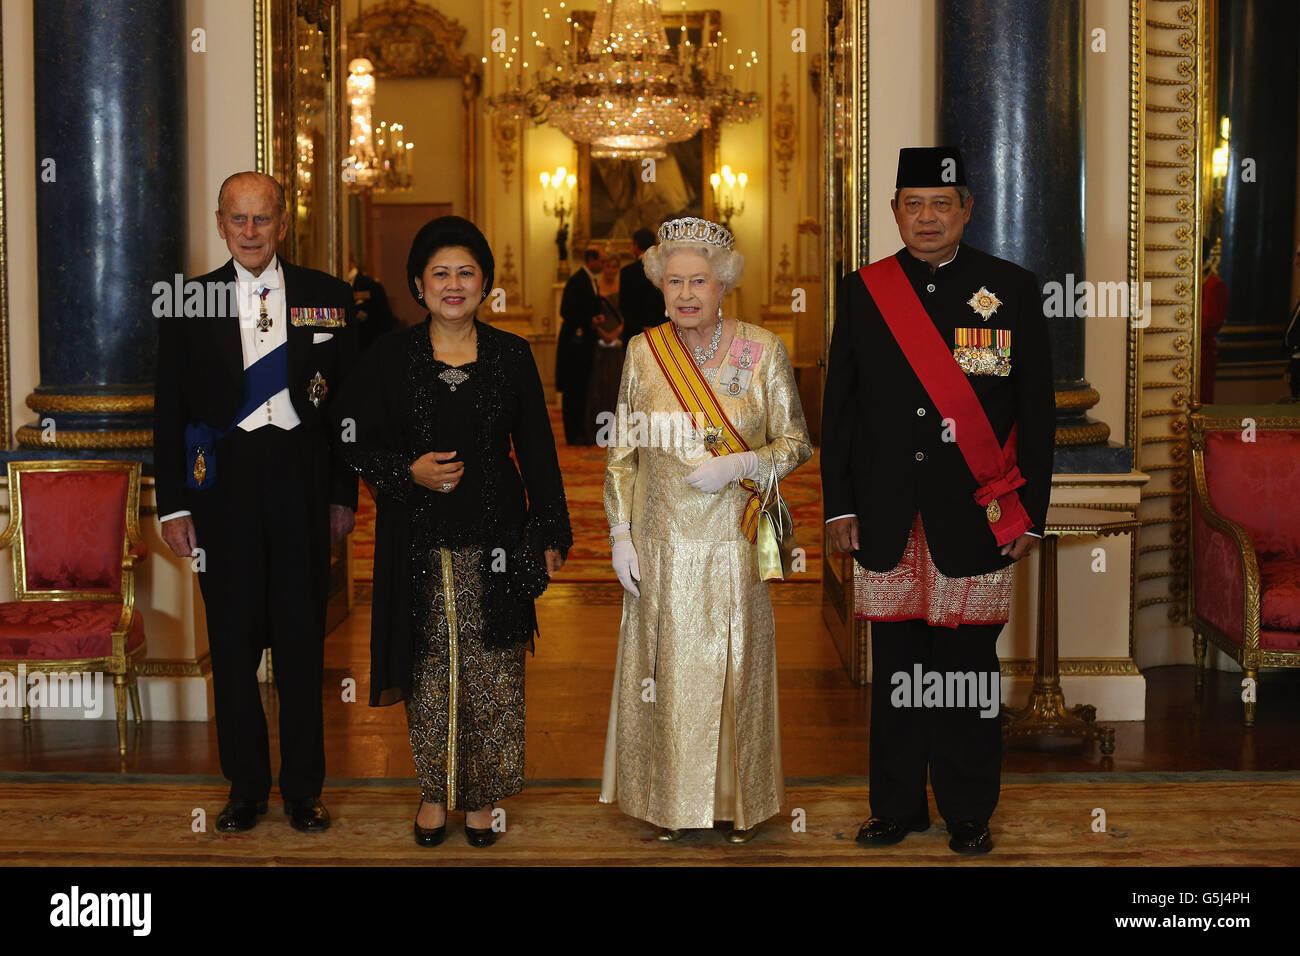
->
<box><xmin>967</xmin><ymin>287</ymin><xmax>1002</xmax><ymax>321</ymax></box>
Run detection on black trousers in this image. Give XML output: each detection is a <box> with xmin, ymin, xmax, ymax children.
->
<box><xmin>868</xmin><ymin>618</ymin><xmax>1004</xmax><ymax>824</ymax></box>
<box><xmin>191</xmin><ymin>425</ymin><xmax>331</xmax><ymax>802</ymax></box>
<box><xmin>561</xmin><ymin>386</ymin><xmax>594</xmax><ymax>445</ymax></box>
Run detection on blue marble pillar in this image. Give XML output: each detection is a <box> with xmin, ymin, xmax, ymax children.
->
<box><xmin>939</xmin><ymin>0</ymin><xmax>1129</xmax><ymax>471</ymax></box>
<box><xmin>9</xmin><ymin>0</ymin><xmax>186</xmax><ymax>460</ymax></box>
<box><xmin>1216</xmin><ymin>0</ymin><xmax>1300</xmax><ymax>367</ymax></box>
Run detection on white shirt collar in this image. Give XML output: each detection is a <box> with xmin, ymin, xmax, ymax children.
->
<box><xmin>234</xmin><ymin>255</ymin><xmax>281</xmax><ymax>289</ymax></box>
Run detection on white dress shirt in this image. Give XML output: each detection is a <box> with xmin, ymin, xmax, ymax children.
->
<box><xmin>160</xmin><ymin>256</ymin><xmax>299</xmax><ymax>524</ymax></box>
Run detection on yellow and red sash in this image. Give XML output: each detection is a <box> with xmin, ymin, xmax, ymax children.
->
<box><xmin>858</xmin><ymin>257</ymin><xmax>1033</xmax><ymax>547</ymax></box>
<box><xmin>643</xmin><ymin>321</ymin><xmax>763</xmax><ymax>542</ymax></box>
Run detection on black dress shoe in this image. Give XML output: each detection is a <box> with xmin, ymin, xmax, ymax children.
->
<box><xmin>464</xmin><ymin>825</ymin><xmax>498</xmax><ymax>847</ymax></box>
<box><xmin>414</xmin><ymin>802</ymin><xmax>447</xmax><ymax>847</ymax></box>
<box><xmin>284</xmin><ymin>798</ymin><xmax>331</xmax><ymax>832</ymax></box>
<box><xmin>414</xmin><ymin>821</ymin><xmax>447</xmax><ymax>846</ymax></box>
<box><xmin>216</xmin><ymin>799</ymin><xmax>268</xmax><ymax>833</ymax></box>
<box><xmin>947</xmin><ymin>820</ymin><xmax>994</xmax><ymax>855</ymax></box>
<box><xmin>855</xmin><ymin>811</ymin><xmax>930</xmax><ymax>847</ymax></box>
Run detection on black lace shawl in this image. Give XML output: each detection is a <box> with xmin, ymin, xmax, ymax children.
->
<box><xmin>331</xmin><ymin>319</ymin><xmax>572</xmax><ymax>706</ymax></box>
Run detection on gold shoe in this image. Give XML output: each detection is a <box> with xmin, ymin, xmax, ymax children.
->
<box><xmin>726</xmin><ymin>825</ymin><xmax>758</xmax><ymax>844</ymax></box>
<box><xmin>657</xmin><ymin>827</ymin><xmax>684</xmax><ymax>841</ymax></box>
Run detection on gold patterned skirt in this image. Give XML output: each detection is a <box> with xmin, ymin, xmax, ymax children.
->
<box><xmin>855</xmin><ymin>512</ymin><xmax>1012</xmax><ymax>628</ymax></box>
<box><xmin>406</xmin><ymin>546</ymin><xmax>526</xmax><ymax>811</ymax></box>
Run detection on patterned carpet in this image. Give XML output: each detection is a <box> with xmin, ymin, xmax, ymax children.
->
<box><xmin>3</xmin><ymin>775</ymin><xmax>1297</xmax><ymax>866</ymax></box>
<box><xmin>351</xmin><ymin>407</ymin><xmax>823</xmax><ymax>589</ymax></box>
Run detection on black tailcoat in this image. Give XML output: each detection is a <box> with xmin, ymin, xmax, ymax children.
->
<box><xmin>821</xmin><ymin>244</ymin><xmax>1055</xmax><ymax>578</ymax></box>
<box><xmin>555</xmin><ymin>267</ymin><xmax>600</xmax><ymax>393</ymax></box>
<box><xmin>153</xmin><ymin>257</ymin><xmax>360</xmax><ymax>517</ymax></box>
<box><xmin>618</xmin><ymin>257</ymin><xmax>666</xmax><ymax>343</ymax></box>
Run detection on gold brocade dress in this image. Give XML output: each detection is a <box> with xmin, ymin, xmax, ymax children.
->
<box><xmin>599</xmin><ymin>322</ymin><xmax>813</xmax><ymax>830</ymax></box>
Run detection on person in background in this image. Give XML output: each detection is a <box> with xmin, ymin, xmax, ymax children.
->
<box><xmin>586</xmin><ymin>250</ymin><xmax>626</xmax><ymax>444</ymax></box>
<box><xmin>346</xmin><ymin>254</ymin><xmax>398</xmax><ymax>353</ymax></box>
<box><xmin>618</xmin><ymin>227</ymin><xmax>667</xmax><ymax>343</ymax></box>
<box><xmin>1200</xmin><ymin>240</ymin><xmax>1228</xmax><ymax>404</ymax></box>
<box><xmin>556</xmin><ymin>246</ymin><xmax>604</xmax><ymax>444</ymax></box>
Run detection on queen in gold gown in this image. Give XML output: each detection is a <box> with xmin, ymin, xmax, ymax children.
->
<box><xmin>599</xmin><ymin>217</ymin><xmax>813</xmax><ymax>840</ymax></box>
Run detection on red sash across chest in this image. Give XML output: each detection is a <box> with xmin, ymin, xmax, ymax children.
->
<box><xmin>857</xmin><ymin>257</ymin><xmax>1032</xmax><ymax>546</ymax></box>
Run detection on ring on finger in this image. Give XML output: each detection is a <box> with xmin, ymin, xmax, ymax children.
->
<box><xmin>441</xmin><ymin>481</ymin><xmax>452</xmax><ymax>492</ymax></box>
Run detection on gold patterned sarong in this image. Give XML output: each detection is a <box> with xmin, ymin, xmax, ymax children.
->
<box><xmin>406</xmin><ymin>547</ymin><xmax>526</xmax><ymax>811</ymax></box>
<box><xmin>855</xmin><ymin>512</ymin><xmax>1012</xmax><ymax>628</ymax></box>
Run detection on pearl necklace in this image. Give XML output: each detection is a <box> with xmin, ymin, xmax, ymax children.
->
<box><xmin>677</xmin><ymin>316</ymin><xmax>723</xmax><ymax>367</ymax></box>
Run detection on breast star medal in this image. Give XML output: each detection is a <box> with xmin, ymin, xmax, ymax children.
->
<box><xmin>967</xmin><ymin>286</ymin><xmax>1002</xmax><ymax>321</ymax></box>
<box><xmin>703</xmin><ymin>424</ymin><xmax>724</xmax><ymax>448</ymax></box>
<box><xmin>192</xmin><ymin>448</ymin><xmax>207</xmax><ymax>485</ymax></box>
<box><xmin>308</xmin><ymin>371</ymin><xmax>328</xmax><ymax>407</ymax></box>
<box><xmin>256</xmin><ymin>287</ymin><xmax>273</xmax><ymax>332</ymax></box>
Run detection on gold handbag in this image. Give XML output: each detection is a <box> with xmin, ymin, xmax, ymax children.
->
<box><xmin>756</xmin><ymin>449</ymin><xmax>796</xmax><ymax>581</ymax></box>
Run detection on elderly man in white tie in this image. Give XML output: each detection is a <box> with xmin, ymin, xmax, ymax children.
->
<box><xmin>153</xmin><ymin>171</ymin><xmax>358</xmax><ymax>833</ymax></box>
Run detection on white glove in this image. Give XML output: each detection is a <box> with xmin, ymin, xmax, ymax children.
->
<box><xmin>610</xmin><ymin>523</ymin><xmax>641</xmax><ymax>597</ymax></box>
<box><xmin>684</xmin><ymin>450</ymin><xmax>762</xmax><ymax>493</ymax></box>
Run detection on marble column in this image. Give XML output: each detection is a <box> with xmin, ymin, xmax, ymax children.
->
<box><xmin>1217</xmin><ymin>0</ymin><xmax>1300</xmax><ymax>367</ymax></box>
<box><xmin>10</xmin><ymin>0</ymin><xmax>186</xmax><ymax>460</ymax></box>
<box><xmin>939</xmin><ymin>0</ymin><xmax>1128</xmax><ymax>471</ymax></box>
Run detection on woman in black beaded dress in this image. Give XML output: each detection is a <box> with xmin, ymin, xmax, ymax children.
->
<box><xmin>332</xmin><ymin>216</ymin><xmax>571</xmax><ymax>848</ymax></box>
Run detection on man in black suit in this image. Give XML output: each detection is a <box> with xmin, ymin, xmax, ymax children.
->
<box><xmin>821</xmin><ymin>147</ymin><xmax>1054</xmax><ymax>855</ymax></box>
<box><xmin>346</xmin><ymin>255</ymin><xmax>398</xmax><ymax>353</ymax></box>
<box><xmin>154</xmin><ymin>171</ymin><xmax>358</xmax><ymax>833</ymax></box>
<box><xmin>618</xmin><ymin>227</ymin><xmax>667</xmax><ymax>342</ymax></box>
<box><xmin>556</xmin><ymin>245</ymin><xmax>604</xmax><ymax>444</ymax></box>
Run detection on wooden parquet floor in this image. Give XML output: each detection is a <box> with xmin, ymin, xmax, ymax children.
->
<box><xmin>3</xmin><ymin>776</ymin><xmax>1298</xmax><ymax>866</ymax></box>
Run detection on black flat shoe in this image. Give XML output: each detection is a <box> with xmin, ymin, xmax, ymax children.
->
<box><xmin>284</xmin><ymin>797</ymin><xmax>331</xmax><ymax>832</ymax></box>
<box><xmin>947</xmin><ymin>820</ymin><xmax>993</xmax><ymax>855</ymax></box>
<box><xmin>216</xmin><ymin>799</ymin><xmax>268</xmax><ymax>833</ymax></box>
<box><xmin>464</xmin><ymin>825</ymin><xmax>498</xmax><ymax>847</ymax></box>
<box><xmin>855</xmin><ymin>811</ymin><xmax>930</xmax><ymax>847</ymax></box>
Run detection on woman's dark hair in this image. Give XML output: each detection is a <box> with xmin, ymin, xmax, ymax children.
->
<box><xmin>406</xmin><ymin>215</ymin><xmax>495</xmax><ymax>307</ymax></box>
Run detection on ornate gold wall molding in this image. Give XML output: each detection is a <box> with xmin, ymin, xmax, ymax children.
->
<box><xmin>25</xmin><ymin>393</ymin><xmax>154</xmax><ymax>414</ymax></box>
<box><xmin>0</xmin><ymin>5</ymin><xmax>10</xmax><ymax>451</ymax></box>
<box><xmin>14</xmin><ymin>427</ymin><xmax>152</xmax><ymax>449</ymax></box>
<box><xmin>773</xmin><ymin>74</ymin><xmax>796</xmax><ymax>192</ymax></box>
<box><xmin>349</xmin><ymin>0</ymin><xmax>475</xmax><ymax>78</ymax></box>
<box><xmin>1131</xmin><ymin>0</ymin><xmax>1202</xmax><ymax>638</ymax></box>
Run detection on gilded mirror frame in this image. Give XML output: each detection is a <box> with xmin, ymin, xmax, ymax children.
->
<box><xmin>254</xmin><ymin>0</ymin><xmax>344</xmax><ymax>275</ymax></box>
<box><xmin>0</xmin><ymin>4</ymin><xmax>11</xmax><ymax>450</ymax></box>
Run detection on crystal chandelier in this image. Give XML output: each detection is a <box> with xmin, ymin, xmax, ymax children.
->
<box><xmin>488</xmin><ymin>0</ymin><xmax>760</xmax><ymax>160</ymax></box>
<box><xmin>343</xmin><ymin>57</ymin><xmax>414</xmax><ymax>192</ymax></box>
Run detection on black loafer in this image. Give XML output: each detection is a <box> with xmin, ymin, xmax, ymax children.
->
<box><xmin>855</xmin><ymin>811</ymin><xmax>930</xmax><ymax>847</ymax></box>
<box><xmin>284</xmin><ymin>798</ymin><xmax>331</xmax><ymax>832</ymax></box>
<box><xmin>947</xmin><ymin>820</ymin><xmax>993</xmax><ymax>855</ymax></box>
<box><xmin>216</xmin><ymin>799</ymin><xmax>268</xmax><ymax>833</ymax></box>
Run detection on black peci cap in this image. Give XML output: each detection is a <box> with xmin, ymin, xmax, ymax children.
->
<box><xmin>895</xmin><ymin>146</ymin><xmax>967</xmax><ymax>188</ymax></box>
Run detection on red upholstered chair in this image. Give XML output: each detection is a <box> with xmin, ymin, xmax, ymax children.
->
<box><xmin>0</xmin><ymin>461</ymin><xmax>147</xmax><ymax>754</ymax></box>
<box><xmin>1189</xmin><ymin>408</ymin><xmax>1300</xmax><ymax>725</ymax></box>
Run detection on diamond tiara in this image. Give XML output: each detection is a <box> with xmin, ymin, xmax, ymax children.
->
<box><xmin>656</xmin><ymin>217</ymin><xmax>736</xmax><ymax>251</ymax></box>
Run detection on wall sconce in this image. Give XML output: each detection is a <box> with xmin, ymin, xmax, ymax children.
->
<box><xmin>541</xmin><ymin>165</ymin><xmax>577</xmax><ymax>278</ymax></box>
<box><xmin>710</xmin><ymin>165</ymin><xmax>748</xmax><ymax>231</ymax></box>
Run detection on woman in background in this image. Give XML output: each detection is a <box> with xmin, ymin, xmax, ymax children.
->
<box><xmin>586</xmin><ymin>249</ymin><xmax>627</xmax><ymax>442</ymax></box>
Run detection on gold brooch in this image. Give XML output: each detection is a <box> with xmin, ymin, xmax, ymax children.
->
<box><xmin>967</xmin><ymin>287</ymin><xmax>1002</xmax><ymax>321</ymax></box>
<box><xmin>986</xmin><ymin>499</ymin><xmax>1002</xmax><ymax>523</ymax></box>
<box><xmin>308</xmin><ymin>371</ymin><xmax>328</xmax><ymax>407</ymax></box>
<box><xmin>192</xmin><ymin>448</ymin><xmax>207</xmax><ymax>485</ymax></box>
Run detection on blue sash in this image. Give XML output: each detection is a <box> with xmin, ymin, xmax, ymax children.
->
<box><xmin>184</xmin><ymin>342</ymin><xmax>288</xmax><ymax>490</ymax></box>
